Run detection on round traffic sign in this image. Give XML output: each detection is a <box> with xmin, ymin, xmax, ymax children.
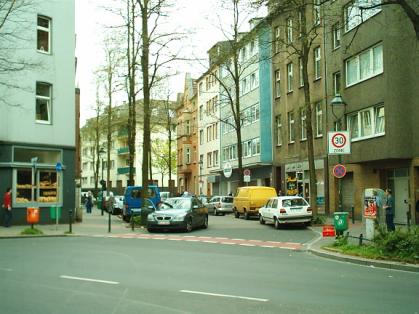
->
<box><xmin>243</xmin><ymin>168</ymin><xmax>251</xmax><ymax>176</ymax></box>
<box><xmin>333</xmin><ymin>164</ymin><xmax>346</xmax><ymax>178</ymax></box>
<box><xmin>331</xmin><ymin>133</ymin><xmax>347</xmax><ymax>148</ymax></box>
<box><xmin>223</xmin><ymin>162</ymin><xmax>232</xmax><ymax>178</ymax></box>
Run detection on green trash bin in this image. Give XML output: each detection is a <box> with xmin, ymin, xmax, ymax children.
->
<box><xmin>50</xmin><ymin>206</ymin><xmax>62</xmax><ymax>219</ymax></box>
<box><xmin>334</xmin><ymin>212</ymin><xmax>349</xmax><ymax>234</ymax></box>
<box><xmin>97</xmin><ymin>195</ymin><xmax>102</xmax><ymax>210</ymax></box>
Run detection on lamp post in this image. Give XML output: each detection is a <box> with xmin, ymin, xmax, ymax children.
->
<box><xmin>99</xmin><ymin>147</ymin><xmax>106</xmax><ymax>216</ymax></box>
<box><xmin>329</xmin><ymin>94</ymin><xmax>347</xmax><ymax>213</ymax></box>
<box><xmin>199</xmin><ymin>158</ymin><xmax>203</xmax><ymax>195</ymax></box>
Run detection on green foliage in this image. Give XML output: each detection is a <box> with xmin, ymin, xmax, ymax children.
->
<box><xmin>373</xmin><ymin>226</ymin><xmax>419</xmax><ymax>261</ymax></box>
<box><xmin>131</xmin><ymin>216</ymin><xmax>142</xmax><ymax>226</ymax></box>
<box><xmin>332</xmin><ymin>235</ymin><xmax>348</xmax><ymax>247</ymax></box>
<box><xmin>311</xmin><ymin>214</ymin><xmax>327</xmax><ymax>225</ymax></box>
<box><xmin>20</xmin><ymin>227</ymin><xmax>43</xmax><ymax>235</ymax></box>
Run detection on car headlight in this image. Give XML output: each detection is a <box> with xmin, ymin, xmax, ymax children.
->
<box><xmin>147</xmin><ymin>214</ymin><xmax>155</xmax><ymax>221</ymax></box>
<box><xmin>172</xmin><ymin>214</ymin><xmax>186</xmax><ymax>221</ymax></box>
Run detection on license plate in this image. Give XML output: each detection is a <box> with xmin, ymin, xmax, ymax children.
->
<box><xmin>131</xmin><ymin>208</ymin><xmax>141</xmax><ymax>213</ymax></box>
<box><xmin>290</xmin><ymin>207</ymin><xmax>302</xmax><ymax>211</ymax></box>
<box><xmin>158</xmin><ymin>221</ymin><xmax>170</xmax><ymax>225</ymax></box>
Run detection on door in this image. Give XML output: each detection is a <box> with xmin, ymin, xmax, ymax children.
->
<box><xmin>341</xmin><ymin>172</ymin><xmax>354</xmax><ymax>213</ymax></box>
<box><xmin>393</xmin><ymin>177</ymin><xmax>409</xmax><ymax>224</ymax></box>
<box><xmin>270</xmin><ymin>199</ymin><xmax>278</xmax><ymax>220</ymax></box>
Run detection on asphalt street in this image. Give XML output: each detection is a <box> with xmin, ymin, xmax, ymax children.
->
<box><xmin>0</xmin><ymin>237</ymin><xmax>418</xmax><ymax>314</ymax></box>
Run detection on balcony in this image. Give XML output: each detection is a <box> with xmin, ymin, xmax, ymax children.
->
<box><xmin>117</xmin><ymin>147</ymin><xmax>129</xmax><ymax>155</ymax></box>
<box><xmin>117</xmin><ymin>167</ymin><xmax>135</xmax><ymax>175</ymax></box>
<box><xmin>118</xmin><ymin>128</ymin><xmax>128</xmax><ymax>138</ymax></box>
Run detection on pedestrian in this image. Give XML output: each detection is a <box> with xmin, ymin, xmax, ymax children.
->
<box><xmin>383</xmin><ymin>188</ymin><xmax>395</xmax><ymax>232</ymax></box>
<box><xmin>2</xmin><ymin>187</ymin><xmax>12</xmax><ymax>227</ymax></box>
<box><xmin>107</xmin><ymin>191</ymin><xmax>115</xmax><ymax>214</ymax></box>
<box><xmin>85</xmin><ymin>191</ymin><xmax>93</xmax><ymax>214</ymax></box>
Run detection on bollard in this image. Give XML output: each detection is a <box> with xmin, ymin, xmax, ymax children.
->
<box><xmin>359</xmin><ymin>233</ymin><xmax>363</xmax><ymax>246</ymax></box>
<box><xmin>351</xmin><ymin>206</ymin><xmax>355</xmax><ymax>224</ymax></box>
<box><xmin>108</xmin><ymin>210</ymin><xmax>111</xmax><ymax>233</ymax></box>
<box><xmin>131</xmin><ymin>216</ymin><xmax>134</xmax><ymax>231</ymax></box>
<box><xmin>69</xmin><ymin>209</ymin><xmax>73</xmax><ymax>233</ymax></box>
<box><xmin>407</xmin><ymin>208</ymin><xmax>411</xmax><ymax>231</ymax></box>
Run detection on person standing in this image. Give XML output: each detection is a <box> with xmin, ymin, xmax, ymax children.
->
<box><xmin>3</xmin><ymin>187</ymin><xmax>12</xmax><ymax>227</ymax></box>
<box><xmin>107</xmin><ymin>192</ymin><xmax>115</xmax><ymax>214</ymax></box>
<box><xmin>85</xmin><ymin>191</ymin><xmax>93</xmax><ymax>214</ymax></box>
<box><xmin>384</xmin><ymin>188</ymin><xmax>395</xmax><ymax>232</ymax></box>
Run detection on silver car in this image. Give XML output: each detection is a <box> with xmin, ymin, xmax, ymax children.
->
<box><xmin>207</xmin><ymin>196</ymin><xmax>234</xmax><ymax>216</ymax></box>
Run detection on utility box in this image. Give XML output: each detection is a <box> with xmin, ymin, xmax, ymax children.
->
<box><xmin>363</xmin><ymin>188</ymin><xmax>385</xmax><ymax>239</ymax></box>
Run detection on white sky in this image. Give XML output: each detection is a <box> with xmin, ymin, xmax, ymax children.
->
<box><xmin>75</xmin><ymin>0</ymin><xmax>265</xmax><ymax>125</ymax></box>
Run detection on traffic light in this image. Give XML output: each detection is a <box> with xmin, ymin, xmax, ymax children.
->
<box><xmin>100</xmin><ymin>179</ymin><xmax>106</xmax><ymax>191</ymax></box>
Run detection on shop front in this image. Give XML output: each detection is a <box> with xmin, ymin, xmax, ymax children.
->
<box><xmin>0</xmin><ymin>145</ymin><xmax>75</xmax><ymax>225</ymax></box>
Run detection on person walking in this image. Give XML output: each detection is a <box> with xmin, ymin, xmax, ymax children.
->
<box><xmin>107</xmin><ymin>192</ymin><xmax>115</xmax><ymax>214</ymax></box>
<box><xmin>2</xmin><ymin>187</ymin><xmax>12</xmax><ymax>227</ymax></box>
<box><xmin>85</xmin><ymin>191</ymin><xmax>93</xmax><ymax>214</ymax></box>
<box><xmin>384</xmin><ymin>188</ymin><xmax>395</xmax><ymax>232</ymax></box>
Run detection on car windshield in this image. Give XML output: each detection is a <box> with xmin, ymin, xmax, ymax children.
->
<box><xmin>282</xmin><ymin>198</ymin><xmax>308</xmax><ymax>207</ymax></box>
<box><xmin>157</xmin><ymin>198</ymin><xmax>191</xmax><ymax>211</ymax></box>
<box><xmin>221</xmin><ymin>197</ymin><xmax>233</xmax><ymax>203</ymax></box>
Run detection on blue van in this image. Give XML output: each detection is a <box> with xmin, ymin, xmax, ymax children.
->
<box><xmin>122</xmin><ymin>185</ymin><xmax>161</xmax><ymax>222</ymax></box>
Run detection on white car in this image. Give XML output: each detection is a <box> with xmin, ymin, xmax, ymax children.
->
<box><xmin>259</xmin><ymin>196</ymin><xmax>312</xmax><ymax>228</ymax></box>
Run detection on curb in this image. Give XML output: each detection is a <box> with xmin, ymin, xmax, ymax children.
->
<box><xmin>308</xmin><ymin>248</ymin><xmax>419</xmax><ymax>273</ymax></box>
<box><xmin>0</xmin><ymin>234</ymin><xmax>72</xmax><ymax>239</ymax></box>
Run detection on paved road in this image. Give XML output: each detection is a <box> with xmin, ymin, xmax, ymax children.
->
<box><xmin>0</xmin><ymin>237</ymin><xmax>418</xmax><ymax>314</ymax></box>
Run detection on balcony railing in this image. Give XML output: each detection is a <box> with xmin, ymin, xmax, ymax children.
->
<box><xmin>117</xmin><ymin>147</ymin><xmax>129</xmax><ymax>155</ymax></box>
<box><xmin>117</xmin><ymin>167</ymin><xmax>135</xmax><ymax>175</ymax></box>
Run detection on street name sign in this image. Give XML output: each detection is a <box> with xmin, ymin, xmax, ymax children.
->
<box><xmin>328</xmin><ymin>131</ymin><xmax>351</xmax><ymax>155</ymax></box>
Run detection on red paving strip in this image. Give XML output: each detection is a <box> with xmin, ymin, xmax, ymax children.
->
<box><xmin>100</xmin><ymin>234</ymin><xmax>302</xmax><ymax>250</ymax></box>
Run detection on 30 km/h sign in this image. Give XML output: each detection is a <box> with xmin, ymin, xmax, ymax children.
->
<box><xmin>328</xmin><ymin>131</ymin><xmax>350</xmax><ymax>155</ymax></box>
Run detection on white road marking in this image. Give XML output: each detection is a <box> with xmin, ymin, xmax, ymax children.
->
<box><xmin>185</xmin><ymin>239</ymin><xmax>200</xmax><ymax>242</ymax></box>
<box><xmin>239</xmin><ymin>243</ymin><xmax>255</xmax><ymax>247</ymax></box>
<box><xmin>215</xmin><ymin>237</ymin><xmax>228</xmax><ymax>240</ymax></box>
<box><xmin>261</xmin><ymin>245</ymin><xmax>275</xmax><ymax>248</ymax></box>
<box><xmin>167</xmin><ymin>238</ymin><xmax>182</xmax><ymax>241</ymax></box>
<box><xmin>202</xmin><ymin>240</ymin><xmax>217</xmax><ymax>243</ymax></box>
<box><xmin>232</xmin><ymin>238</ymin><xmax>245</xmax><ymax>241</ymax></box>
<box><xmin>60</xmin><ymin>275</ymin><xmax>119</xmax><ymax>285</ymax></box>
<box><xmin>180</xmin><ymin>290</ymin><xmax>268</xmax><ymax>302</ymax></box>
<box><xmin>220</xmin><ymin>242</ymin><xmax>235</xmax><ymax>245</ymax></box>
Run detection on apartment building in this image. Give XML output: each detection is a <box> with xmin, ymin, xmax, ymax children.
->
<box><xmin>197</xmin><ymin>46</ymin><xmax>223</xmax><ymax>196</ymax></box>
<box><xmin>218</xmin><ymin>19</ymin><xmax>274</xmax><ymax>195</ymax></box>
<box><xmin>176</xmin><ymin>73</ymin><xmax>199</xmax><ymax>195</ymax></box>
<box><xmin>325</xmin><ymin>1</ymin><xmax>419</xmax><ymax>222</ymax></box>
<box><xmin>268</xmin><ymin>3</ymin><xmax>327</xmax><ymax>212</ymax></box>
<box><xmin>80</xmin><ymin>101</ymin><xmax>175</xmax><ymax>195</ymax></box>
<box><xmin>0</xmin><ymin>1</ymin><xmax>76</xmax><ymax>224</ymax></box>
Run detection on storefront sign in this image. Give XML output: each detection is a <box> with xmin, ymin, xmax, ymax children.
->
<box><xmin>223</xmin><ymin>162</ymin><xmax>232</xmax><ymax>178</ymax></box>
<box><xmin>328</xmin><ymin>131</ymin><xmax>351</xmax><ymax>155</ymax></box>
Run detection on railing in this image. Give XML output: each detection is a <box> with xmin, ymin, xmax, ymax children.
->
<box><xmin>117</xmin><ymin>167</ymin><xmax>135</xmax><ymax>175</ymax></box>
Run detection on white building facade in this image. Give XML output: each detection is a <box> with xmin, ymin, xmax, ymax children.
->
<box><xmin>0</xmin><ymin>1</ymin><xmax>76</xmax><ymax>224</ymax></box>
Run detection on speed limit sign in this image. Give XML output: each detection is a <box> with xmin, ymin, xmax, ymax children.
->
<box><xmin>328</xmin><ymin>131</ymin><xmax>350</xmax><ymax>155</ymax></box>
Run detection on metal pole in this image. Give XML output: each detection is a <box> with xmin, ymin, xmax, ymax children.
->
<box><xmin>337</xmin><ymin>119</ymin><xmax>343</xmax><ymax>212</ymax></box>
<box><xmin>101</xmin><ymin>157</ymin><xmax>104</xmax><ymax>216</ymax></box>
<box><xmin>69</xmin><ymin>209</ymin><xmax>73</xmax><ymax>233</ymax></box>
<box><xmin>108</xmin><ymin>210</ymin><xmax>111</xmax><ymax>233</ymax></box>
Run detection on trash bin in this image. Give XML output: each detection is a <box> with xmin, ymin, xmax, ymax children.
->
<box><xmin>334</xmin><ymin>212</ymin><xmax>349</xmax><ymax>234</ymax></box>
<box><xmin>50</xmin><ymin>206</ymin><xmax>62</xmax><ymax>219</ymax></box>
<box><xmin>27</xmin><ymin>207</ymin><xmax>40</xmax><ymax>224</ymax></box>
<box><xmin>97</xmin><ymin>195</ymin><xmax>102</xmax><ymax>210</ymax></box>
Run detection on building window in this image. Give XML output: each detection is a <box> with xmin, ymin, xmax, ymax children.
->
<box><xmin>314</xmin><ymin>47</ymin><xmax>321</xmax><ymax>80</ymax></box>
<box><xmin>346</xmin><ymin>44</ymin><xmax>383</xmax><ymax>87</ymax></box>
<box><xmin>286</xmin><ymin>18</ymin><xmax>293</xmax><ymax>44</ymax></box>
<box><xmin>250</xmin><ymin>72</ymin><xmax>259</xmax><ymax>90</ymax></box>
<box><xmin>198</xmin><ymin>82</ymin><xmax>203</xmax><ymax>95</ymax></box>
<box><xmin>186</xmin><ymin>148</ymin><xmax>191</xmax><ymax>164</ymax></box>
<box><xmin>199</xmin><ymin>105</ymin><xmax>203</xmax><ymax>120</ymax></box>
<box><xmin>287</xmin><ymin>63</ymin><xmax>293</xmax><ymax>92</ymax></box>
<box><xmin>299</xmin><ymin>58</ymin><xmax>304</xmax><ymax>87</ymax></box>
<box><xmin>332</xmin><ymin>23</ymin><xmax>341</xmax><ymax>49</ymax></box>
<box><xmin>275</xmin><ymin>69</ymin><xmax>281</xmax><ymax>98</ymax></box>
<box><xmin>276</xmin><ymin>115</ymin><xmax>282</xmax><ymax>146</ymax></box>
<box><xmin>313</xmin><ymin>0</ymin><xmax>321</xmax><ymax>26</ymax></box>
<box><xmin>315</xmin><ymin>102</ymin><xmax>323</xmax><ymax>137</ymax></box>
<box><xmin>274</xmin><ymin>26</ymin><xmax>281</xmax><ymax>53</ymax></box>
<box><xmin>288</xmin><ymin>111</ymin><xmax>295</xmax><ymax>143</ymax></box>
<box><xmin>185</xmin><ymin>120</ymin><xmax>190</xmax><ymax>135</ymax></box>
<box><xmin>252</xmin><ymin>138</ymin><xmax>261</xmax><ymax>155</ymax></box>
<box><xmin>300</xmin><ymin>109</ymin><xmax>307</xmax><ymax>141</ymax></box>
<box><xmin>243</xmin><ymin>140</ymin><xmax>252</xmax><ymax>158</ymax></box>
<box><xmin>333</xmin><ymin>72</ymin><xmax>341</xmax><ymax>96</ymax></box>
<box><xmin>344</xmin><ymin>0</ymin><xmax>382</xmax><ymax>33</ymax></box>
<box><xmin>213</xmin><ymin>150</ymin><xmax>219</xmax><ymax>166</ymax></box>
<box><xmin>37</xmin><ymin>16</ymin><xmax>51</xmax><ymax>53</ymax></box>
<box><xmin>348</xmin><ymin>105</ymin><xmax>385</xmax><ymax>141</ymax></box>
<box><xmin>207</xmin><ymin>152</ymin><xmax>212</xmax><ymax>167</ymax></box>
<box><xmin>36</xmin><ymin>82</ymin><xmax>52</xmax><ymax>124</ymax></box>
<box><xmin>199</xmin><ymin>129</ymin><xmax>204</xmax><ymax>145</ymax></box>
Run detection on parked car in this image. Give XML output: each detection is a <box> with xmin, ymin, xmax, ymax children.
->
<box><xmin>259</xmin><ymin>196</ymin><xmax>312</xmax><ymax>228</ymax></box>
<box><xmin>207</xmin><ymin>196</ymin><xmax>234</xmax><ymax>215</ymax></box>
<box><xmin>233</xmin><ymin>186</ymin><xmax>277</xmax><ymax>219</ymax></box>
<box><xmin>113</xmin><ymin>195</ymin><xmax>124</xmax><ymax>215</ymax></box>
<box><xmin>197</xmin><ymin>195</ymin><xmax>209</xmax><ymax>205</ymax></box>
<box><xmin>146</xmin><ymin>197</ymin><xmax>208</xmax><ymax>232</ymax></box>
<box><xmin>122</xmin><ymin>185</ymin><xmax>161</xmax><ymax>222</ymax></box>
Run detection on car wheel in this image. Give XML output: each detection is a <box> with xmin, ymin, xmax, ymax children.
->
<box><xmin>304</xmin><ymin>221</ymin><xmax>312</xmax><ymax>227</ymax></box>
<box><xmin>202</xmin><ymin>216</ymin><xmax>208</xmax><ymax>229</ymax></box>
<box><xmin>274</xmin><ymin>217</ymin><xmax>280</xmax><ymax>229</ymax></box>
<box><xmin>234</xmin><ymin>210</ymin><xmax>240</xmax><ymax>218</ymax></box>
<box><xmin>147</xmin><ymin>228</ymin><xmax>154</xmax><ymax>233</ymax></box>
<box><xmin>244</xmin><ymin>212</ymin><xmax>250</xmax><ymax>220</ymax></box>
<box><xmin>214</xmin><ymin>209</ymin><xmax>218</xmax><ymax>216</ymax></box>
<box><xmin>259</xmin><ymin>214</ymin><xmax>265</xmax><ymax>225</ymax></box>
<box><xmin>185</xmin><ymin>218</ymin><xmax>193</xmax><ymax>232</ymax></box>
<box><xmin>123</xmin><ymin>214</ymin><xmax>130</xmax><ymax>223</ymax></box>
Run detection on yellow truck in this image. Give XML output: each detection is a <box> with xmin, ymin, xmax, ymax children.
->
<box><xmin>233</xmin><ymin>186</ymin><xmax>277</xmax><ymax>220</ymax></box>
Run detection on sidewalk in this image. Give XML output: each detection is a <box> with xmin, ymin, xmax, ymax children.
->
<box><xmin>307</xmin><ymin>218</ymin><xmax>419</xmax><ymax>273</ymax></box>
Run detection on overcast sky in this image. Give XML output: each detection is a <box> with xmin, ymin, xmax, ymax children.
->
<box><xmin>75</xmin><ymin>0</ymin><xmax>265</xmax><ymax>125</ymax></box>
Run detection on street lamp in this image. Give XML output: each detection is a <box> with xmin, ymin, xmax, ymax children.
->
<box><xmin>99</xmin><ymin>147</ymin><xmax>106</xmax><ymax>216</ymax></box>
<box><xmin>329</xmin><ymin>94</ymin><xmax>347</xmax><ymax>212</ymax></box>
